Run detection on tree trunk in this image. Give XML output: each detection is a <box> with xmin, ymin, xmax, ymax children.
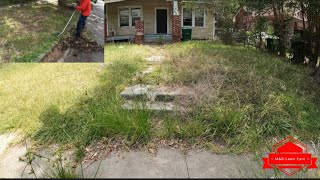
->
<box><xmin>273</xmin><ymin>3</ymin><xmax>286</xmax><ymax>57</ymax></box>
<box><xmin>315</xmin><ymin>67</ymin><xmax>320</xmax><ymax>84</ymax></box>
<box><xmin>259</xmin><ymin>32</ymin><xmax>263</xmax><ymax>49</ymax></box>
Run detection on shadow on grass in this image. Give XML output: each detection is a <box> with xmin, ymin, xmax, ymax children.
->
<box><xmin>34</xmin><ymin>60</ymin><xmax>152</xmax><ymax>147</ymax></box>
<box><xmin>0</xmin><ymin>0</ymin><xmax>38</xmax><ymax>6</ymax></box>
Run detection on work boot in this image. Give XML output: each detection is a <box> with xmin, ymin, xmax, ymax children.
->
<box><xmin>75</xmin><ymin>33</ymin><xmax>81</xmax><ymax>38</ymax></box>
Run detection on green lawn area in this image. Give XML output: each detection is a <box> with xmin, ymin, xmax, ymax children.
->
<box><xmin>0</xmin><ymin>2</ymin><xmax>78</xmax><ymax>62</ymax></box>
<box><xmin>0</xmin><ymin>63</ymin><xmax>101</xmax><ymax>134</ymax></box>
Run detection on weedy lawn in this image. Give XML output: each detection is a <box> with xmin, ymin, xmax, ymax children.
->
<box><xmin>141</xmin><ymin>41</ymin><xmax>320</xmax><ymax>153</ymax></box>
<box><xmin>1</xmin><ymin>42</ymin><xmax>319</xmax><ymax>156</ymax></box>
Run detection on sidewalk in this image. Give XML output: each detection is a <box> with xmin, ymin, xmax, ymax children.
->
<box><xmin>81</xmin><ymin>148</ymin><xmax>258</xmax><ymax>178</ymax></box>
<box><xmin>1</xmin><ymin>133</ymin><xmax>319</xmax><ymax>178</ymax></box>
<box><xmin>0</xmin><ymin>133</ymin><xmax>258</xmax><ymax>178</ymax></box>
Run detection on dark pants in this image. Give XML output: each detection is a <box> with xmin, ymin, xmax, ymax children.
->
<box><xmin>76</xmin><ymin>15</ymin><xmax>88</xmax><ymax>37</ymax></box>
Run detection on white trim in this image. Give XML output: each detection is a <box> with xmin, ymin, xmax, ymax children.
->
<box><xmin>106</xmin><ymin>3</ymin><xmax>108</xmax><ymax>36</ymax></box>
<box><xmin>154</xmin><ymin>7</ymin><xmax>169</xmax><ymax>34</ymax></box>
<box><xmin>118</xmin><ymin>6</ymin><xmax>143</xmax><ymax>28</ymax></box>
<box><xmin>213</xmin><ymin>16</ymin><xmax>216</xmax><ymax>40</ymax></box>
<box><xmin>181</xmin><ymin>7</ymin><xmax>206</xmax><ymax>28</ymax></box>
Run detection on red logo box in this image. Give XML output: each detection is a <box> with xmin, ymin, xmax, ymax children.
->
<box><xmin>262</xmin><ymin>136</ymin><xmax>318</xmax><ymax>176</ymax></box>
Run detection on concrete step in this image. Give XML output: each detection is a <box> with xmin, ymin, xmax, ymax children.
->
<box><xmin>120</xmin><ymin>85</ymin><xmax>187</xmax><ymax>102</ymax></box>
<box><xmin>120</xmin><ymin>84</ymin><xmax>151</xmax><ymax>101</ymax></box>
<box><xmin>146</xmin><ymin>56</ymin><xmax>165</xmax><ymax>62</ymax></box>
<box><xmin>122</xmin><ymin>101</ymin><xmax>175</xmax><ymax>111</ymax></box>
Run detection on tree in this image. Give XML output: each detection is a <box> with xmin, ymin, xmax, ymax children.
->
<box><xmin>255</xmin><ymin>16</ymin><xmax>268</xmax><ymax>49</ymax></box>
<box><xmin>299</xmin><ymin>0</ymin><xmax>320</xmax><ymax>65</ymax></box>
<box><xmin>243</xmin><ymin>0</ymin><xmax>293</xmax><ymax>57</ymax></box>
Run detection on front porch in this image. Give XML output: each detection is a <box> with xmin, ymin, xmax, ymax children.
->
<box><xmin>105</xmin><ymin>0</ymin><xmax>181</xmax><ymax>44</ymax></box>
<box><xmin>106</xmin><ymin>34</ymin><xmax>173</xmax><ymax>43</ymax></box>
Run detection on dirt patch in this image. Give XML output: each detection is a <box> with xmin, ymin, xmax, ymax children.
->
<box><xmin>41</xmin><ymin>36</ymin><xmax>103</xmax><ymax>62</ymax></box>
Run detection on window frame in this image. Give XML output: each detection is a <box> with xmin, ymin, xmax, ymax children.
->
<box><xmin>182</xmin><ymin>7</ymin><xmax>206</xmax><ymax>28</ymax></box>
<box><xmin>118</xmin><ymin>6</ymin><xmax>143</xmax><ymax>28</ymax></box>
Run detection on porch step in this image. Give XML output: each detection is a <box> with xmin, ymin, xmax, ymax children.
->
<box><xmin>106</xmin><ymin>35</ymin><xmax>134</xmax><ymax>42</ymax></box>
<box><xmin>106</xmin><ymin>34</ymin><xmax>173</xmax><ymax>43</ymax></box>
<box><xmin>144</xmin><ymin>34</ymin><xmax>173</xmax><ymax>43</ymax></box>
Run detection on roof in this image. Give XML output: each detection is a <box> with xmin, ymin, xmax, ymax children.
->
<box><xmin>105</xmin><ymin>0</ymin><xmax>125</xmax><ymax>3</ymax></box>
<box><xmin>105</xmin><ymin>0</ymin><xmax>205</xmax><ymax>3</ymax></box>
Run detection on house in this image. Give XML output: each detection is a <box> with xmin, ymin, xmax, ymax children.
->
<box><xmin>234</xmin><ymin>6</ymin><xmax>309</xmax><ymax>32</ymax></box>
<box><xmin>105</xmin><ymin>0</ymin><xmax>217</xmax><ymax>44</ymax></box>
<box><xmin>233</xmin><ymin>6</ymin><xmax>310</xmax><ymax>48</ymax></box>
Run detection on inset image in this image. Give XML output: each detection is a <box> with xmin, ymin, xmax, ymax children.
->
<box><xmin>0</xmin><ymin>0</ymin><xmax>104</xmax><ymax>63</ymax></box>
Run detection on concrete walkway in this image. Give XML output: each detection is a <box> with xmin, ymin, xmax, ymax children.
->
<box><xmin>81</xmin><ymin>148</ymin><xmax>258</xmax><ymax>178</ymax></box>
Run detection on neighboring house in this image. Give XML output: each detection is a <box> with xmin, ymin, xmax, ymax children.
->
<box><xmin>105</xmin><ymin>0</ymin><xmax>217</xmax><ymax>43</ymax></box>
<box><xmin>233</xmin><ymin>6</ymin><xmax>310</xmax><ymax>48</ymax></box>
<box><xmin>234</xmin><ymin>6</ymin><xmax>309</xmax><ymax>32</ymax></box>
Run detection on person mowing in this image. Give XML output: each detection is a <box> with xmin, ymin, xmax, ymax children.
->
<box><xmin>74</xmin><ymin>0</ymin><xmax>91</xmax><ymax>38</ymax></box>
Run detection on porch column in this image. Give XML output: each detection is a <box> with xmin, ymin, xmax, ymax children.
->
<box><xmin>105</xmin><ymin>3</ymin><xmax>107</xmax><ymax>43</ymax></box>
<box><xmin>135</xmin><ymin>18</ymin><xmax>144</xmax><ymax>44</ymax></box>
<box><xmin>172</xmin><ymin>0</ymin><xmax>181</xmax><ymax>43</ymax></box>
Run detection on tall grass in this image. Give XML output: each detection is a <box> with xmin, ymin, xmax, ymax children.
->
<box><xmin>148</xmin><ymin>41</ymin><xmax>320</xmax><ymax>152</ymax></box>
<box><xmin>35</xmin><ymin>45</ymin><xmax>152</xmax><ymax>147</ymax></box>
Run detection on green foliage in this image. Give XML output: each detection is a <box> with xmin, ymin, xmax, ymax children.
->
<box><xmin>255</xmin><ymin>16</ymin><xmax>268</xmax><ymax>33</ymax></box>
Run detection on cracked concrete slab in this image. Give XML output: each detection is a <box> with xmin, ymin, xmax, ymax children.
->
<box><xmin>79</xmin><ymin>148</ymin><xmax>263</xmax><ymax>178</ymax></box>
<box><xmin>81</xmin><ymin>148</ymin><xmax>188</xmax><ymax>178</ymax></box>
<box><xmin>186</xmin><ymin>150</ymin><xmax>257</xmax><ymax>178</ymax></box>
<box><xmin>0</xmin><ymin>145</ymin><xmax>31</xmax><ymax>178</ymax></box>
<box><xmin>0</xmin><ymin>133</ymin><xmax>17</xmax><ymax>156</ymax></box>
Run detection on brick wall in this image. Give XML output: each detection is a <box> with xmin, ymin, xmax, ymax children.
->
<box><xmin>135</xmin><ymin>19</ymin><xmax>144</xmax><ymax>44</ymax></box>
<box><xmin>172</xmin><ymin>15</ymin><xmax>181</xmax><ymax>43</ymax></box>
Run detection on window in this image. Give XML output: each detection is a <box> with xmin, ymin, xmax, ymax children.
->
<box><xmin>119</xmin><ymin>8</ymin><xmax>130</xmax><ymax>27</ymax></box>
<box><xmin>183</xmin><ymin>8</ymin><xmax>192</xmax><ymax>26</ymax></box>
<box><xmin>195</xmin><ymin>9</ymin><xmax>204</xmax><ymax>27</ymax></box>
<box><xmin>119</xmin><ymin>7</ymin><xmax>142</xmax><ymax>27</ymax></box>
<box><xmin>131</xmin><ymin>8</ymin><xmax>141</xmax><ymax>26</ymax></box>
<box><xmin>182</xmin><ymin>8</ymin><xmax>205</xmax><ymax>27</ymax></box>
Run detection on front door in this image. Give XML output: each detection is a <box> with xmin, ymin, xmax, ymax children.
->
<box><xmin>156</xmin><ymin>9</ymin><xmax>167</xmax><ymax>34</ymax></box>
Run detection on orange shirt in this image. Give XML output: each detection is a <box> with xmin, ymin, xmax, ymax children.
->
<box><xmin>76</xmin><ymin>0</ymin><xmax>91</xmax><ymax>17</ymax></box>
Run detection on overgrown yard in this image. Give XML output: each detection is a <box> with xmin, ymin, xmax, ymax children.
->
<box><xmin>0</xmin><ymin>1</ymin><xmax>77</xmax><ymax>62</ymax></box>
<box><xmin>105</xmin><ymin>42</ymin><xmax>320</xmax><ymax>153</ymax></box>
<box><xmin>142</xmin><ymin>42</ymin><xmax>320</xmax><ymax>152</ymax></box>
<box><xmin>1</xmin><ymin>42</ymin><xmax>319</xmax><ymax>156</ymax></box>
